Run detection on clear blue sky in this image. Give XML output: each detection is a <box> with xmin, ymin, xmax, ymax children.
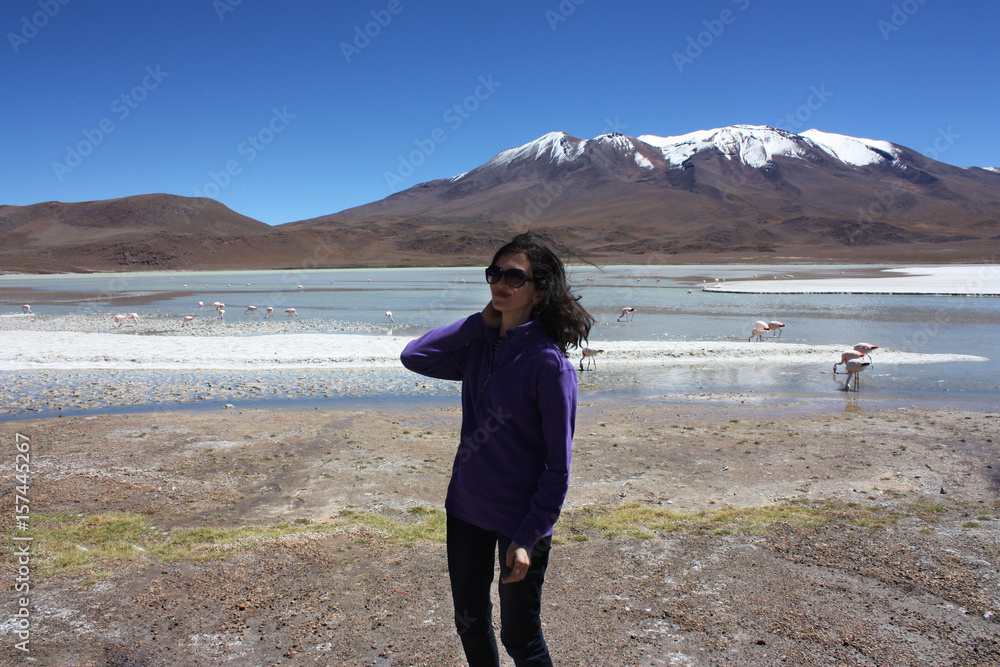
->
<box><xmin>2</xmin><ymin>0</ymin><xmax>998</xmax><ymax>225</ymax></box>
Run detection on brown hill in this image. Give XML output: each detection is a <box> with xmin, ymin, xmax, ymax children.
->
<box><xmin>0</xmin><ymin>194</ymin><xmax>282</xmax><ymax>272</ymax></box>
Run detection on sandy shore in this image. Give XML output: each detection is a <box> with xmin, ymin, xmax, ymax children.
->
<box><xmin>0</xmin><ymin>403</ymin><xmax>997</xmax><ymax>665</ymax></box>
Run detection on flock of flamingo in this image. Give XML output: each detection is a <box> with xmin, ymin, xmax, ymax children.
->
<box><xmin>578</xmin><ymin>308</ymin><xmax>879</xmax><ymax>391</ymax></box>
<box><xmin>19</xmin><ymin>293</ymin><xmax>878</xmax><ymax>391</ymax></box>
<box><xmin>182</xmin><ymin>301</ymin><xmax>299</xmax><ymax>325</ymax></box>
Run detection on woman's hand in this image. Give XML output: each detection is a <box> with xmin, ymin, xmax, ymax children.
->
<box><xmin>481</xmin><ymin>301</ymin><xmax>501</xmax><ymax>329</ymax></box>
<box><xmin>501</xmin><ymin>542</ymin><xmax>530</xmax><ymax>584</ymax></box>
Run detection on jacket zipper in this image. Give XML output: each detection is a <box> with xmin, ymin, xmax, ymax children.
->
<box><xmin>481</xmin><ymin>334</ymin><xmax>504</xmax><ymax>394</ymax></box>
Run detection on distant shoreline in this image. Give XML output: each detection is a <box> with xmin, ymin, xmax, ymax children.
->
<box><xmin>702</xmin><ymin>265</ymin><xmax>1000</xmax><ymax>296</ymax></box>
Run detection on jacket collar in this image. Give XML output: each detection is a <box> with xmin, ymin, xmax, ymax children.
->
<box><xmin>483</xmin><ymin>316</ymin><xmax>545</xmax><ymax>347</ymax></box>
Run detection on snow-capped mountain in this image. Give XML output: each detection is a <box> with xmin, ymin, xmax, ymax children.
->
<box><xmin>289</xmin><ymin>124</ymin><xmax>999</xmax><ymax>261</ymax></box>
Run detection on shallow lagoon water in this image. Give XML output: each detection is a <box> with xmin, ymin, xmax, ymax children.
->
<box><xmin>1</xmin><ymin>264</ymin><xmax>997</xmax><ymax>418</ymax></box>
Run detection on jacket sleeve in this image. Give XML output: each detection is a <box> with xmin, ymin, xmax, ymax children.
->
<box><xmin>399</xmin><ymin>313</ymin><xmax>485</xmax><ymax>381</ymax></box>
<box><xmin>512</xmin><ymin>362</ymin><xmax>577</xmax><ymax>550</ymax></box>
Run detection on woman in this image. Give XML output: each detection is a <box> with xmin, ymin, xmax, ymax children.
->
<box><xmin>400</xmin><ymin>233</ymin><xmax>593</xmax><ymax>666</ymax></box>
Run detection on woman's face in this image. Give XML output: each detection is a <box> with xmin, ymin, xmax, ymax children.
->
<box><xmin>489</xmin><ymin>252</ymin><xmax>542</xmax><ymax>317</ymax></box>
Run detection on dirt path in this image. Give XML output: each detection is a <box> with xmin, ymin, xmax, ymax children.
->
<box><xmin>1</xmin><ymin>403</ymin><xmax>997</xmax><ymax>665</ymax></box>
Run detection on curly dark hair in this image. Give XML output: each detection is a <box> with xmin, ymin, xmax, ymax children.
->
<box><xmin>491</xmin><ymin>232</ymin><xmax>594</xmax><ymax>355</ymax></box>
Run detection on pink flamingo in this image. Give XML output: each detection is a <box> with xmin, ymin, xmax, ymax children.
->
<box><xmin>217</xmin><ymin>308</ymin><xmax>225</xmax><ymax>320</ymax></box>
<box><xmin>128</xmin><ymin>313</ymin><xmax>139</xmax><ymax>327</ymax></box>
<box><xmin>112</xmin><ymin>314</ymin><xmax>128</xmax><ymax>330</ymax></box>
<box><xmin>748</xmin><ymin>325</ymin><xmax>768</xmax><ymax>342</ymax></box>
<box><xmin>617</xmin><ymin>307</ymin><xmax>635</xmax><ymax>322</ymax></box>
<box><xmin>833</xmin><ymin>349</ymin><xmax>865</xmax><ymax>373</ymax></box>
<box><xmin>265</xmin><ymin>306</ymin><xmax>274</xmax><ymax>318</ymax></box>
<box><xmin>245</xmin><ymin>305</ymin><xmax>258</xmax><ymax>315</ymax></box>
<box><xmin>198</xmin><ymin>301</ymin><xmax>204</xmax><ymax>307</ymax></box>
<box><xmin>181</xmin><ymin>315</ymin><xmax>195</xmax><ymax>327</ymax></box>
<box><xmin>767</xmin><ymin>321</ymin><xmax>785</xmax><ymax>338</ymax></box>
<box><xmin>841</xmin><ymin>358</ymin><xmax>871</xmax><ymax>391</ymax></box>
<box><xmin>579</xmin><ymin>346</ymin><xmax>604</xmax><ymax>371</ymax></box>
<box><xmin>21</xmin><ymin>304</ymin><xmax>31</xmax><ymax>314</ymax></box>
<box><xmin>853</xmin><ymin>343</ymin><xmax>879</xmax><ymax>364</ymax></box>
<box><xmin>285</xmin><ymin>308</ymin><xmax>297</xmax><ymax>317</ymax></box>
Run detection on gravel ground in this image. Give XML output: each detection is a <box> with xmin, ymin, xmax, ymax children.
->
<box><xmin>1</xmin><ymin>403</ymin><xmax>997</xmax><ymax>666</ymax></box>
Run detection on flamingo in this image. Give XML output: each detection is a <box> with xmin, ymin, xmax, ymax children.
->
<box><xmin>21</xmin><ymin>304</ymin><xmax>31</xmax><ymax>314</ymax></box>
<box><xmin>853</xmin><ymin>343</ymin><xmax>879</xmax><ymax>364</ymax></box>
<box><xmin>617</xmin><ymin>307</ymin><xmax>635</xmax><ymax>322</ymax></box>
<box><xmin>112</xmin><ymin>314</ymin><xmax>128</xmax><ymax>329</ymax></box>
<box><xmin>198</xmin><ymin>301</ymin><xmax>204</xmax><ymax>307</ymax></box>
<box><xmin>842</xmin><ymin>358</ymin><xmax>871</xmax><ymax>391</ymax></box>
<box><xmin>265</xmin><ymin>306</ymin><xmax>273</xmax><ymax>318</ymax></box>
<box><xmin>285</xmin><ymin>308</ymin><xmax>297</xmax><ymax>317</ymax></box>
<box><xmin>748</xmin><ymin>325</ymin><xmax>768</xmax><ymax>342</ymax></box>
<box><xmin>217</xmin><ymin>308</ymin><xmax>225</xmax><ymax>320</ymax></box>
<box><xmin>212</xmin><ymin>301</ymin><xmax>223</xmax><ymax>309</ymax></box>
<box><xmin>579</xmin><ymin>346</ymin><xmax>604</xmax><ymax>371</ymax></box>
<box><xmin>755</xmin><ymin>320</ymin><xmax>770</xmax><ymax>332</ymax></box>
<box><xmin>767</xmin><ymin>321</ymin><xmax>785</xmax><ymax>338</ymax></box>
<box><xmin>128</xmin><ymin>313</ymin><xmax>139</xmax><ymax>328</ymax></box>
<box><xmin>245</xmin><ymin>305</ymin><xmax>258</xmax><ymax>315</ymax></box>
<box><xmin>297</xmin><ymin>284</ymin><xmax>304</xmax><ymax>290</ymax></box>
<box><xmin>833</xmin><ymin>349</ymin><xmax>865</xmax><ymax>373</ymax></box>
<box><xmin>385</xmin><ymin>310</ymin><xmax>394</xmax><ymax>324</ymax></box>
<box><xmin>182</xmin><ymin>315</ymin><xmax>195</xmax><ymax>327</ymax></box>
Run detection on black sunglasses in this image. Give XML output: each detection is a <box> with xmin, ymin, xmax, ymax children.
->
<box><xmin>485</xmin><ymin>264</ymin><xmax>536</xmax><ymax>288</ymax></box>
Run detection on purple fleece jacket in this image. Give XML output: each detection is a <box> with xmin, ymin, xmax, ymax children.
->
<box><xmin>400</xmin><ymin>312</ymin><xmax>578</xmax><ymax>549</ymax></box>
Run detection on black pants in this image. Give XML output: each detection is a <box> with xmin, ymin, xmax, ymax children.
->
<box><xmin>446</xmin><ymin>513</ymin><xmax>553</xmax><ymax>667</ymax></box>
